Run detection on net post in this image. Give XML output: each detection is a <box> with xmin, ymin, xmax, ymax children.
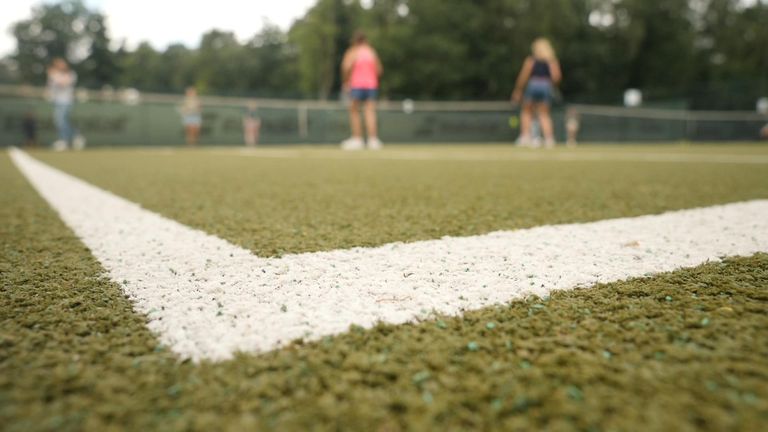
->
<box><xmin>298</xmin><ymin>104</ymin><xmax>309</xmax><ymax>140</ymax></box>
<box><xmin>685</xmin><ymin>111</ymin><xmax>694</xmax><ymax>142</ymax></box>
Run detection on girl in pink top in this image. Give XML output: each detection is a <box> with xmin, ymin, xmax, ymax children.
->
<box><xmin>341</xmin><ymin>31</ymin><xmax>383</xmax><ymax>150</ymax></box>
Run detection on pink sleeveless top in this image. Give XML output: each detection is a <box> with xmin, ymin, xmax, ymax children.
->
<box><xmin>349</xmin><ymin>46</ymin><xmax>379</xmax><ymax>90</ymax></box>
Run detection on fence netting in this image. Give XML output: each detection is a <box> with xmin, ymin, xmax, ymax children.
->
<box><xmin>1</xmin><ymin>85</ymin><xmax>765</xmax><ymax>146</ymax></box>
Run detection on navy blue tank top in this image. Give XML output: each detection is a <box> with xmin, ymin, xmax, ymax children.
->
<box><xmin>531</xmin><ymin>59</ymin><xmax>551</xmax><ymax>79</ymax></box>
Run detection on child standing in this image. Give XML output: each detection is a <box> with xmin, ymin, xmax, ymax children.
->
<box><xmin>565</xmin><ymin>107</ymin><xmax>580</xmax><ymax>147</ymax></box>
<box><xmin>243</xmin><ymin>101</ymin><xmax>261</xmax><ymax>147</ymax></box>
<box><xmin>340</xmin><ymin>31</ymin><xmax>383</xmax><ymax>150</ymax></box>
<box><xmin>511</xmin><ymin>38</ymin><xmax>562</xmax><ymax>148</ymax></box>
<box><xmin>179</xmin><ymin>87</ymin><xmax>202</xmax><ymax>146</ymax></box>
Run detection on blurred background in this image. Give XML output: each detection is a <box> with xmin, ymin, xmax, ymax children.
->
<box><xmin>1</xmin><ymin>0</ymin><xmax>767</xmax><ymax>145</ymax></box>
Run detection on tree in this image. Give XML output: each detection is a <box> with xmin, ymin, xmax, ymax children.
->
<box><xmin>12</xmin><ymin>0</ymin><xmax>117</xmax><ymax>85</ymax></box>
<box><xmin>243</xmin><ymin>24</ymin><xmax>300</xmax><ymax>97</ymax></box>
<box><xmin>118</xmin><ymin>42</ymin><xmax>163</xmax><ymax>91</ymax></box>
<box><xmin>156</xmin><ymin>44</ymin><xmax>195</xmax><ymax>93</ymax></box>
<box><xmin>0</xmin><ymin>58</ymin><xmax>19</xmax><ymax>84</ymax></box>
<box><xmin>78</xmin><ymin>14</ymin><xmax>120</xmax><ymax>87</ymax></box>
<box><xmin>195</xmin><ymin>30</ymin><xmax>248</xmax><ymax>94</ymax></box>
<box><xmin>688</xmin><ymin>0</ymin><xmax>768</xmax><ymax>107</ymax></box>
<box><xmin>5</xmin><ymin>0</ymin><xmax>766</xmax><ymax>104</ymax></box>
<box><xmin>290</xmin><ymin>0</ymin><xmax>361</xmax><ymax>99</ymax></box>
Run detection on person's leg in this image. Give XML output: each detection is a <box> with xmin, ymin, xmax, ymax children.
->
<box><xmin>342</xmin><ymin>92</ymin><xmax>365</xmax><ymax>150</ymax></box>
<box><xmin>363</xmin><ymin>98</ymin><xmax>381</xmax><ymax>150</ymax></box>
<box><xmin>349</xmin><ymin>99</ymin><xmax>362</xmax><ymax>139</ymax></box>
<box><xmin>52</xmin><ymin>104</ymin><xmax>70</xmax><ymax>150</ymax></box>
<box><xmin>185</xmin><ymin>125</ymin><xmax>192</xmax><ymax>146</ymax></box>
<box><xmin>364</xmin><ymin>100</ymin><xmax>378</xmax><ymax>139</ymax></box>
<box><xmin>566</xmin><ymin>119</ymin><xmax>579</xmax><ymax>147</ymax></box>
<box><xmin>243</xmin><ymin>120</ymin><xmax>255</xmax><ymax>147</ymax></box>
<box><xmin>53</xmin><ymin>104</ymin><xmax>70</xmax><ymax>142</ymax></box>
<box><xmin>365</xmin><ymin>102</ymin><xmax>382</xmax><ymax>149</ymax></box>
<box><xmin>191</xmin><ymin>125</ymin><xmax>200</xmax><ymax>145</ymax></box>
<box><xmin>185</xmin><ymin>124</ymin><xmax>200</xmax><ymax>146</ymax></box>
<box><xmin>518</xmin><ymin>102</ymin><xmax>533</xmax><ymax>145</ymax></box>
<box><xmin>537</xmin><ymin>103</ymin><xmax>555</xmax><ymax>147</ymax></box>
<box><xmin>70</xmin><ymin>107</ymin><xmax>86</xmax><ymax>150</ymax></box>
<box><xmin>243</xmin><ymin>120</ymin><xmax>251</xmax><ymax>146</ymax></box>
<box><xmin>62</xmin><ymin>104</ymin><xmax>74</xmax><ymax>142</ymax></box>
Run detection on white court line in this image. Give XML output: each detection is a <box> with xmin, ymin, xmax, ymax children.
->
<box><xmin>9</xmin><ymin>148</ymin><xmax>768</xmax><ymax>362</ymax></box>
<box><xmin>209</xmin><ymin>148</ymin><xmax>768</xmax><ymax>164</ymax></box>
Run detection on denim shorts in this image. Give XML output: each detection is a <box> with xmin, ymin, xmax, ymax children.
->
<box><xmin>524</xmin><ymin>79</ymin><xmax>552</xmax><ymax>103</ymax></box>
<box><xmin>349</xmin><ymin>88</ymin><xmax>378</xmax><ymax>101</ymax></box>
<box><xmin>183</xmin><ymin>114</ymin><xmax>202</xmax><ymax>126</ymax></box>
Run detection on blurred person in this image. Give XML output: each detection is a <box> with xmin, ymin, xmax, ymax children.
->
<box><xmin>511</xmin><ymin>38</ymin><xmax>562</xmax><ymax>148</ymax></box>
<box><xmin>340</xmin><ymin>31</ymin><xmax>383</xmax><ymax>150</ymax></box>
<box><xmin>22</xmin><ymin>111</ymin><xmax>38</xmax><ymax>148</ymax></box>
<box><xmin>47</xmin><ymin>58</ymin><xmax>85</xmax><ymax>150</ymax></box>
<box><xmin>179</xmin><ymin>87</ymin><xmax>202</xmax><ymax>146</ymax></box>
<box><xmin>243</xmin><ymin>101</ymin><xmax>261</xmax><ymax>147</ymax></box>
<box><xmin>761</xmin><ymin>123</ymin><xmax>768</xmax><ymax>139</ymax></box>
<box><xmin>530</xmin><ymin>118</ymin><xmax>542</xmax><ymax>147</ymax></box>
<box><xmin>565</xmin><ymin>107</ymin><xmax>580</xmax><ymax>147</ymax></box>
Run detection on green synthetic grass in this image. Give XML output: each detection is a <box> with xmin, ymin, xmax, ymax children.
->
<box><xmin>33</xmin><ymin>144</ymin><xmax>768</xmax><ymax>257</ymax></box>
<box><xmin>2</xmin><ymin>146</ymin><xmax>768</xmax><ymax>431</ymax></box>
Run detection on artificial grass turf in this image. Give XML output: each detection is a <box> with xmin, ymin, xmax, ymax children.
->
<box><xmin>2</xmin><ymin>150</ymin><xmax>768</xmax><ymax>431</ymax></box>
<box><xmin>33</xmin><ymin>145</ymin><xmax>768</xmax><ymax>257</ymax></box>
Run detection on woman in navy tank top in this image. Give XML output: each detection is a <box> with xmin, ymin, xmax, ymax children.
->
<box><xmin>511</xmin><ymin>38</ymin><xmax>562</xmax><ymax>148</ymax></box>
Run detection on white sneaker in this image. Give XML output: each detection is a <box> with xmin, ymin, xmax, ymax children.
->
<box><xmin>52</xmin><ymin>140</ymin><xmax>68</xmax><ymax>151</ymax></box>
<box><xmin>544</xmin><ymin>138</ymin><xmax>556</xmax><ymax>149</ymax></box>
<box><xmin>72</xmin><ymin>135</ymin><xmax>87</xmax><ymax>150</ymax></box>
<box><xmin>341</xmin><ymin>137</ymin><xmax>365</xmax><ymax>151</ymax></box>
<box><xmin>367</xmin><ymin>137</ymin><xmax>383</xmax><ymax>150</ymax></box>
<box><xmin>515</xmin><ymin>135</ymin><xmax>531</xmax><ymax>147</ymax></box>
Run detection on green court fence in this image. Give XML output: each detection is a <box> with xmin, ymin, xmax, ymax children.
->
<box><xmin>570</xmin><ymin>104</ymin><xmax>767</xmax><ymax>142</ymax></box>
<box><xmin>0</xmin><ymin>85</ymin><xmax>765</xmax><ymax>147</ymax></box>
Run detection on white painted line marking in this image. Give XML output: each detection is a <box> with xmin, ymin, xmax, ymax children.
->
<box><xmin>9</xmin><ymin>148</ymin><xmax>768</xmax><ymax>362</ymax></box>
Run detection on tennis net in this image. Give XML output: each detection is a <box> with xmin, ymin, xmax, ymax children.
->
<box><xmin>568</xmin><ymin>104</ymin><xmax>767</xmax><ymax>142</ymax></box>
<box><xmin>1</xmin><ymin>84</ymin><xmax>765</xmax><ymax>146</ymax></box>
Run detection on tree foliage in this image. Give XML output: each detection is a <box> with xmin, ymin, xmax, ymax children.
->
<box><xmin>12</xmin><ymin>0</ymin><xmax>117</xmax><ymax>86</ymax></box>
<box><xmin>7</xmin><ymin>0</ymin><xmax>768</xmax><ymax>106</ymax></box>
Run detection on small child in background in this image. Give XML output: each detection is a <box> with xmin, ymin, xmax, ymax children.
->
<box><xmin>243</xmin><ymin>101</ymin><xmax>261</xmax><ymax>147</ymax></box>
<box><xmin>22</xmin><ymin>111</ymin><xmax>38</xmax><ymax>147</ymax></box>
<box><xmin>47</xmin><ymin>57</ymin><xmax>85</xmax><ymax>150</ymax></box>
<box><xmin>179</xmin><ymin>87</ymin><xmax>202</xmax><ymax>146</ymax></box>
<box><xmin>566</xmin><ymin>107</ymin><xmax>580</xmax><ymax>147</ymax></box>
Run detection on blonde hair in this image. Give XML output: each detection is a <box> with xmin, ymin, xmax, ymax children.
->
<box><xmin>532</xmin><ymin>38</ymin><xmax>556</xmax><ymax>61</ymax></box>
